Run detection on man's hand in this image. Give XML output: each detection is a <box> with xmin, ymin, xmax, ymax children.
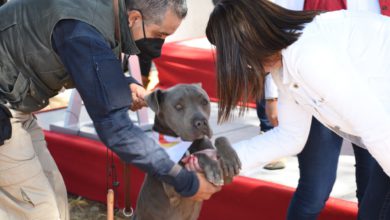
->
<box><xmin>265</xmin><ymin>99</ymin><xmax>278</xmax><ymax>127</ymax></box>
<box><xmin>189</xmin><ymin>172</ymin><xmax>221</xmax><ymax>201</ymax></box>
<box><xmin>129</xmin><ymin>83</ymin><xmax>150</xmax><ymax>111</ymax></box>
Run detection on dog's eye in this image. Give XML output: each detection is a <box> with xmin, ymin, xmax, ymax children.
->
<box><xmin>201</xmin><ymin>99</ymin><xmax>209</xmax><ymax>106</ymax></box>
<box><xmin>175</xmin><ymin>104</ymin><xmax>183</xmax><ymax>111</ymax></box>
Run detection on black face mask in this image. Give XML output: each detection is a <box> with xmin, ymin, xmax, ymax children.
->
<box><xmin>134</xmin><ymin>11</ymin><xmax>165</xmax><ymax>61</ymax></box>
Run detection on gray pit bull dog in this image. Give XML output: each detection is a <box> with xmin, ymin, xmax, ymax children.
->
<box><xmin>134</xmin><ymin>84</ymin><xmax>241</xmax><ymax>220</ymax></box>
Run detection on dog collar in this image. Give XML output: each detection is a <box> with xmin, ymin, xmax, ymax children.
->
<box><xmin>152</xmin><ymin>132</ymin><xmax>192</xmax><ymax>163</ymax></box>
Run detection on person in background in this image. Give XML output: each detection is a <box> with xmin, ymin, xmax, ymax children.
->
<box><xmin>256</xmin><ymin>79</ymin><xmax>286</xmax><ymax>170</ymax></box>
<box><xmin>138</xmin><ymin>57</ymin><xmax>153</xmax><ymax>87</ymax></box>
<box><xmin>123</xmin><ymin>54</ymin><xmax>153</xmax><ymax>87</ymax></box>
<box><xmin>206</xmin><ymin>0</ymin><xmax>390</xmax><ymax>219</ymax></box>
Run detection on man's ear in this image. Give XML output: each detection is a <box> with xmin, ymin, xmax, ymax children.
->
<box><xmin>127</xmin><ymin>10</ymin><xmax>143</xmax><ymax>28</ymax></box>
<box><xmin>145</xmin><ymin>89</ymin><xmax>164</xmax><ymax>113</ymax></box>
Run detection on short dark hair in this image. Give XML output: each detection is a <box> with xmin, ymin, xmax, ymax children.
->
<box><xmin>125</xmin><ymin>0</ymin><xmax>187</xmax><ymax>24</ymax></box>
<box><xmin>206</xmin><ymin>0</ymin><xmax>318</xmax><ymax>122</ymax></box>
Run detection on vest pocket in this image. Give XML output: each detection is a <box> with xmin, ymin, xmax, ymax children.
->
<box><xmin>17</xmin><ymin>79</ymin><xmax>53</xmax><ymax>112</ymax></box>
<box><xmin>0</xmin><ymin>72</ymin><xmax>29</xmax><ymax>104</ymax></box>
<box><xmin>0</xmin><ymin>69</ymin><xmax>52</xmax><ymax>112</ymax></box>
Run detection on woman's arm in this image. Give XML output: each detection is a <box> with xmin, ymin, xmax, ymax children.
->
<box><xmin>233</xmin><ymin>82</ymin><xmax>312</xmax><ymax>171</ymax></box>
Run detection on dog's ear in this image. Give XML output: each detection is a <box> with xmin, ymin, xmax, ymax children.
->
<box><xmin>145</xmin><ymin>89</ymin><xmax>164</xmax><ymax>113</ymax></box>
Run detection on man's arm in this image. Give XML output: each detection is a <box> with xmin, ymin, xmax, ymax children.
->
<box><xmin>51</xmin><ymin>19</ymin><xmax>198</xmax><ymax>196</ymax></box>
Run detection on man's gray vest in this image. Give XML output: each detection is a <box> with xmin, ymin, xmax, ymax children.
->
<box><xmin>0</xmin><ymin>0</ymin><xmax>138</xmax><ymax>112</ymax></box>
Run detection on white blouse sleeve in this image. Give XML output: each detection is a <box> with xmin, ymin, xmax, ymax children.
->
<box><xmin>296</xmin><ymin>41</ymin><xmax>390</xmax><ymax>176</ymax></box>
<box><xmin>233</xmin><ymin>81</ymin><xmax>312</xmax><ymax>171</ymax></box>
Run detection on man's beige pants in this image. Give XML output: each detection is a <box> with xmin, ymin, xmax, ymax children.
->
<box><xmin>0</xmin><ymin>110</ymin><xmax>69</xmax><ymax>220</ymax></box>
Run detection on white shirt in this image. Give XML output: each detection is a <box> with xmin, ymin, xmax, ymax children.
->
<box><xmin>347</xmin><ymin>0</ymin><xmax>381</xmax><ymax>13</ymax></box>
<box><xmin>234</xmin><ymin>11</ymin><xmax>390</xmax><ymax>176</ymax></box>
<box><xmin>264</xmin><ymin>0</ymin><xmax>382</xmax><ymax>99</ymax></box>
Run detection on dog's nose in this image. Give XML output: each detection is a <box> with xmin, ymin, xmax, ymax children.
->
<box><xmin>193</xmin><ymin>117</ymin><xmax>208</xmax><ymax>129</ymax></box>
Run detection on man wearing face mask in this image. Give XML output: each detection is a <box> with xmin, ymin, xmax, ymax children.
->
<box><xmin>133</xmin><ymin>8</ymin><xmax>162</xmax><ymax>88</ymax></box>
<box><xmin>0</xmin><ymin>0</ymin><xmax>220</xmax><ymax>219</ymax></box>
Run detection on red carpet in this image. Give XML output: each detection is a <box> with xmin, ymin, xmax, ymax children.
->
<box><xmin>45</xmin><ymin>130</ymin><xmax>357</xmax><ymax>219</ymax></box>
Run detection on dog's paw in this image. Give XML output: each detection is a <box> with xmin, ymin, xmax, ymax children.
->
<box><xmin>194</xmin><ymin>153</ymin><xmax>224</xmax><ymax>186</ymax></box>
<box><xmin>215</xmin><ymin>137</ymin><xmax>242</xmax><ymax>184</ymax></box>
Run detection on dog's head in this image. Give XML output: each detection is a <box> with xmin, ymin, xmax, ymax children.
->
<box><xmin>145</xmin><ymin>84</ymin><xmax>212</xmax><ymax>141</ymax></box>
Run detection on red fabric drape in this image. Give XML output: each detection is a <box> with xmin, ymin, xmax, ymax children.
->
<box><xmin>305</xmin><ymin>0</ymin><xmax>390</xmax><ymax>16</ymax></box>
<box><xmin>380</xmin><ymin>0</ymin><xmax>390</xmax><ymax>16</ymax></box>
<box><xmin>154</xmin><ymin>40</ymin><xmax>217</xmax><ymax>99</ymax></box>
<box><xmin>304</xmin><ymin>0</ymin><xmax>347</xmax><ymax>10</ymax></box>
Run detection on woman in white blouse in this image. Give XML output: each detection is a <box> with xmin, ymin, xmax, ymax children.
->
<box><xmin>206</xmin><ymin>0</ymin><xmax>390</xmax><ymax>218</ymax></box>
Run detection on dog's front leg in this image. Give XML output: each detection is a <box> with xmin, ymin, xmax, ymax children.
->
<box><xmin>215</xmin><ymin>137</ymin><xmax>242</xmax><ymax>184</ymax></box>
<box><xmin>188</xmin><ymin>138</ymin><xmax>224</xmax><ymax>185</ymax></box>
<box><xmin>194</xmin><ymin>153</ymin><xmax>224</xmax><ymax>186</ymax></box>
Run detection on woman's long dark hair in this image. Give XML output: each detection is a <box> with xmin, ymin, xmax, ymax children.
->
<box><xmin>206</xmin><ymin>0</ymin><xmax>318</xmax><ymax>122</ymax></box>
